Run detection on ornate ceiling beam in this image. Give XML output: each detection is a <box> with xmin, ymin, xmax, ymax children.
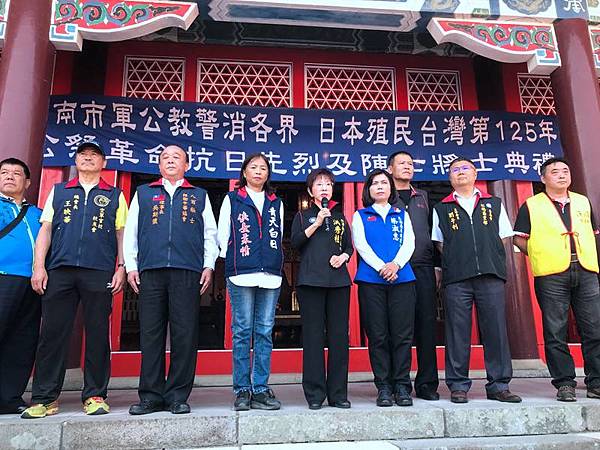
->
<box><xmin>0</xmin><ymin>0</ymin><xmax>10</xmax><ymax>48</ymax></box>
<box><xmin>428</xmin><ymin>18</ymin><xmax>561</xmax><ymax>75</ymax></box>
<box><xmin>49</xmin><ymin>0</ymin><xmax>199</xmax><ymax>51</ymax></box>
<box><xmin>589</xmin><ymin>26</ymin><xmax>600</xmax><ymax>75</ymax></box>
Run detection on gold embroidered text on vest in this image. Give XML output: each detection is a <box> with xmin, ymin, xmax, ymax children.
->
<box><xmin>526</xmin><ymin>192</ymin><xmax>599</xmax><ymax>276</ymax></box>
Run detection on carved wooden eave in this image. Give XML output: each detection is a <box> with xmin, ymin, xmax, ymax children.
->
<box><xmin>0</xmin><ymin>0</ymin><xmax>10</xmax><ymax>48</ymax></box>
<box><xmin>427</xmin><ymin>18</ymin><xmax>561</xmax><ymax>75</ymax></box>
<box><xmin>49</xmin><ymin>0</ymin><xmax>198</xmax><ymax>51</ymax></box>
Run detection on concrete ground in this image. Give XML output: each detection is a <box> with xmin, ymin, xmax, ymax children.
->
<box><xmin>3</xmin><ymin>377</ymin><xmax>600</xmax><ymax>449</ymax></box>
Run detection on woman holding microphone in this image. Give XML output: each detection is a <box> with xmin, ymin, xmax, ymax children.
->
<box><xmin>352</xmin><ymin>168</ymin><xmax>416</xmax><ymax>407</ymax></box>
<box><xmin>291</xmin><ymin>169</ymin><xmax>353</xmax><ymax>410</ymax></box>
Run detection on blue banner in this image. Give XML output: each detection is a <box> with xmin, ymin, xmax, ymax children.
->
<box><xmin>43</xmin><ymin>95</ymin><xmax>562</xmax><ymax>182</ymax></box>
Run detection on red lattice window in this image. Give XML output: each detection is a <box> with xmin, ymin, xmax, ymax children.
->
<box><xmin>123</xmin><ymin>56</ymin><xmax>185</xmax><ymax>101</ymax></box>
<box><xmin>406</xmin><ymin>69</ymin><xmax>462</xmax><ymax>111</ymax></box>
<box><xmin>197</xmin><ymin>60</ymin><xmax>292</xmax><ymax>107</ymax></box>
<box><xmin>305</xmin><ymin>64</ymin><xmax>395</xmax><ymax>110</ymax></box>
<box><xmin>518</xmin><ymin>74</ymin><xmax>555</xmax><ymax>115</ymax></box>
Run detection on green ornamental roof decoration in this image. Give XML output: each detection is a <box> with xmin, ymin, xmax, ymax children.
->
<box><xmin>49</xmin><ymin>0</ymin><xmax>198</xmax><ymax>51</ymax></box>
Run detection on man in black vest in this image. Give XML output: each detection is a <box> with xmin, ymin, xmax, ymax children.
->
<box><xmin>388</xmin><ymin>151</ymin><xmax>439</xmax><ymax>400</ymax></box>
<box><xmin>432</xmin><ymin>157</ymin><xmax>520</xmax><ymax>404</ymax></box>
<box><xmin>24</xmin><ymin>142</ymin><xmax>128</xmax><ymax>419</ymax></box>
<box><xmin>125</xmin><ymin>145</ymin><xmax>218</xmax><ymax>415</ymax></box>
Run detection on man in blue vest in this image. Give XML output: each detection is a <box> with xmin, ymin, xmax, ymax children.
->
<box><xmin>23</xmin><ymin>142</ymin><xmax>128</xmax><ymax>419</ymax></box>
<box><xmin>0</xmin><ymin>158</ymin><xmax>42</xmax><ymax>414</ymax></box>
<box><xmin>125</xmin><ymin>145</ymin><xmax>218</xmax><ymax>415</ymax></box>
<box><xmin>432</xmin><ymin>157</ymin><xmax>521</xmax><ymax>404</ymax></box>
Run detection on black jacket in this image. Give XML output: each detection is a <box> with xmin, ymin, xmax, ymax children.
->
<box><xmin>291</xmin><ymin>202</ymin><xmax>353</xmax><ymax>288</ymax></box>
<box><xmin>392</xmin><ymin>187</ymin><xmax>436</xmax><ymax>267</ymax></box>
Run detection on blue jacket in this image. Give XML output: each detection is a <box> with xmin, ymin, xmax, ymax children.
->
<box><xmin>137</xmin><ymin>179</ymin><xmax>207</xmax><ymax>273</ymax></box>
<box><xmin>47</xmin><ymin>178</ymin><xmax>121</xmax><ymax>272</ymax></box>
<box><xmin>0</xmin><ymin>196</ymin><xmax>42</xmax><ymax>277</ymax></box>
<box><xmin>225</xmin><ymin>188</ymin><xmax>283</xmax><ymax>277</ymax></box>
<box><xmin>355</xmin><ymin>205</ymin><xmax>415</xmax><ymax>285</ymax></box>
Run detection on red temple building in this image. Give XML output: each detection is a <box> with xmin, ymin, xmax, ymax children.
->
<box><xmin>1</xmin><ymin>0</ymin><xmax>599</xmax><ymax>380</ymax></box>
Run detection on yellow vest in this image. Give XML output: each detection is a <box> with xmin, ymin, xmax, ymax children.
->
<box><xmin>526</xmin><ymin>192</ymin><xmax>599</xmax><ymax>276</ymax></box>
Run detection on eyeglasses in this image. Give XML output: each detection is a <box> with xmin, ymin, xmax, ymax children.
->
<box><xmin>450</xmin><ymin>165</ymin><xmax>473</xmax><ymax>174</ymax></box>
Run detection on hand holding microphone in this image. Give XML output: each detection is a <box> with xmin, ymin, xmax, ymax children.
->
<box><xmin>321</xmin><ymin>196</ymin><xmax>331</xmax><ymax>232</ymax></box>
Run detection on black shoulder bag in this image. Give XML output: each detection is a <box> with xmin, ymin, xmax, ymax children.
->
<box><xmin>0</xmin><ymin>204</ymin><xmax>30</xmax><ymax>240</ymax></box>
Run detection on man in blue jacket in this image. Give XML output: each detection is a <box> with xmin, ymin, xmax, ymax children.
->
<box><xmin>0</xmin><ymin>158</ymin><xmax>42</xmax><ymax>414</ymax></box>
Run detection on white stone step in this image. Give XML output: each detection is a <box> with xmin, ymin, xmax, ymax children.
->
<box><xmin>3</xmin><ymin>379</ymin><xmax>600</xmax><ymax>450</ymax></box>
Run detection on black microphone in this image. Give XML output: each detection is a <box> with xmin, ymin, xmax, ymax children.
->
<box><xmin>321</xmin><ymin>196</ymin><xmax>331</xmax><ymax>232</ymax></box>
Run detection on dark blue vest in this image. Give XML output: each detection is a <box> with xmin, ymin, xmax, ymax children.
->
<box><xmin>225</xmin><ymin>188</ymin><xmax>283</xmax><ymax>277</ymax></box>
<box><xmin>47</xmin><ymin>178</ymin><xmax>120</xmax><ymax>272</ymax></box>
<box><xmin>355</xmin><ymin>205</ymin><xmax>416</xmax><ymax>285</ymax></box>
<box><xmin>137</xmin><ymin>179</ymin><xmax>206</xmax><ymax>273</ymax></box>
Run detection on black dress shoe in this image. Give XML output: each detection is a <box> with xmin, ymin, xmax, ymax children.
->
<box><xmin>329</xmin><ymin>399</ymin><xmax>351</xmax><ymax>409</ymax></box>
<box><xmin>394</xmin><ymin>388</ymin><xmax>413</xmax><ymax>407</ymax></box>
<box><xmin>416</xmin><ymin>390</ymin><xmax>440</xmax><ymax>401</ymax></box>
<box><xmin>376</xmin><ymin>389</ymin><xmax>393</xmax><ymax>407</ymax></box>
<box><xmin>308</xmin><ymin>402</ymin><xmax>323</xmax><ymax>410</ymax></box>
<box><xmin>170</xmin><ymin>402</ymin><xmax>191</xmax><ymax>414</ymax></box>
<box><xmin>129</xmin><ymin>400</ymin><xmax>164</xmax><ymax>415</ymax></box>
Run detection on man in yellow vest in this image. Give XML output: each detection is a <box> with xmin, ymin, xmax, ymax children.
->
<box><xmin>514</xmin><ymin>157</ymin><xmax>600</xmax><ymax>402</ymax></box>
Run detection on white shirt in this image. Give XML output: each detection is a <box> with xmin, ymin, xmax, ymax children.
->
<box><xmin>217</xmin><ymin>188</ymin><xmax>284</xmax><ymax>289</ymax></box>
<box><xmin>123</xmin><ymin>178</ymin><xmax>219</xmax><ymax>272</ymax></box>
<box><xmin>431</xmin><ymin>188</ymin><xmax>513</xmax><ymax>242</ymax></box>
<box><xmin>351</xmin><ymin>203</ymin><xmax>415</xmax><ymax>272</ymax></box>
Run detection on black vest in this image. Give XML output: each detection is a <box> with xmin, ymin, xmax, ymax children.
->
<box><xmin>393</xmin><ymin>187</ymin><xmax>434</xmax><ymax>267</ymax></box>
<box><xmin>136</xmin><ymin>179</ymin><xmax>206</xmax><ymax>273</ymax></box>
<box><xmin>434</xmin><ymin>193</ymin><xmax>506</xmax><ymax>285</ymax></box>
<box><xmin>47</xmin><ymin>178</ymin><xmax>120</xmax><ymax>272</ymax></box>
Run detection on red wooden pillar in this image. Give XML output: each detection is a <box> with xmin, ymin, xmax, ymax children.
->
<box><xmin>0</xmin><ymin>0</ymin><xmax>54</xmax><ymax>204</ymax></box>
<box><xmin>223</xmin><ymin>179</ymin><xmax>237</xmax><ymax>349</ymax></box>
<box><xmin>551</xmin><ymin>19</ymin><xmax>600</xmax><ymax>217</ymax></box>
<box><xmin>343</xmin><ymin>183</ymin><xmax>360</xmax><ymax>347</ymax></box>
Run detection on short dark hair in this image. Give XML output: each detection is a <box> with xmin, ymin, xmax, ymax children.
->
<box><xmin>306</xmin><ymin>168</ymin><xmax>334</xmax><ymax>191</ymax></box>
<box><xmin>236</xmin><ymin>153</ymin><xmax>275</xmax><ymax>195</ymax></box>
<box><xmin>362</xmin><ymin>169</ymin><xmax>398</xmax><ymax>207</ymax></box>
<box><xmin>448</xmin><ymin>157</ymin><xmax>476</xmax><ymax>172</ymax></box>
<box><xmin>387</xmin><ymin>151</ymin><xmax>413</xmax><ymax>167</ymax></box>
<box><xmin>0</xmin><ymin>158</ymin><xmax>31</xmax><ymax>179</ymax></box>
<box><xmin>540</xmin><ymin>157</ymin><xmax>569</xmax><ymax>176</ymax></box>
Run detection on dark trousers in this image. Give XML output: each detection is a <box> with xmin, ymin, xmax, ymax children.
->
<box><xmin>31</xmin><ymin>267</ymin><xmax>112</xmax><ymax>404</ymax></box>
<box><xmin>534</xmin><ymin>263</ymin><xmax>600</xmax><ymax>389</ymax></box>
<box><xmin>412</xmin><ymin>266</ymin><xmax>439</xmax><ymax>393</ymax></box>
<box><xmin>0</xmin><ymin>275</ymin><xmax>40</xmax><ymax>412</ymax></box>
<box><xmin>297</xmin><ymin>285</ymin><xmax>350</xmax><ymax>404</ymax></box>
<box><xmin>358</xmin><ymin>281</ymin><xmax>416</xmax><ymax>392</ymax></box>
<box><xmin>444</xmin><ymin>275</ymin><xmax>512</xmax><ymax>394</ymax></box>
<box><xmin>138</xmin><ymin>268</ymin><xmax>200</xmax><ymax>405</ymax></box>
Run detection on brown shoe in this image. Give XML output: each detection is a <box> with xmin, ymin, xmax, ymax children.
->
<box><xmin>450</xmin><ymin>390</ymin><xmax>468</xmax><ymax>404</ymax></box>
<box><xmin>486</xmin><ymin>390</ymin><xmax>522</xmax><ymax>403</ymax></box>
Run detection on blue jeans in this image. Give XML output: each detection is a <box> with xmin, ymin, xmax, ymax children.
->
<box><xmin>227</xmin><ymin>280</ymin><xmax>280</xmax><ymax>394</ymax></box>
<box><xmin>534</xmin><ymin>263</ymin><xmax>600</xmax><ymax>389</ymax></box>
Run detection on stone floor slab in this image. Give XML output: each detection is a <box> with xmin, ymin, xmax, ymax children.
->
<box><xmin>392</xmin><ymin>433</ymin><xmax>600</xmax><ymax>449</ymax></box>
<box><xmin>0</xmin><ymin>422</ymin><xmax>62</xmax><ymax>450</ymax></box>
<box><xmin>444</xmin><ymin>401</ymin><xmax>586</xmax><ymax>438</ymax></box>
